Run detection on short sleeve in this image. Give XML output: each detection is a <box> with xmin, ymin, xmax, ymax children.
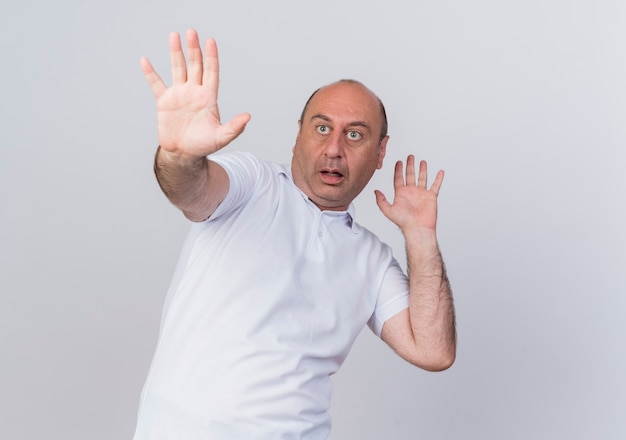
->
<box><xmin>207</xmin><ymin>152</ymin><xmax>263</xmax><ymax>221</ymax></box>
<box><xmin>367</xmin><ymin>258</ymin><xmax>409</xmax><ymax>337</ymax></box>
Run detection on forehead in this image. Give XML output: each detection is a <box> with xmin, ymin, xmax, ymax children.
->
<box><xmin>304</xmin><ymin>82</ymin><xmax>382</xmax><ymax>127</ymax></box>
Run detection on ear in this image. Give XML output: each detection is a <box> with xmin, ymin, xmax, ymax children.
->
<box><xmin>376</xmin><ymin>136</ymin><xmax>389</xmax><ymax>170</ymax></box>
<box><xmin>293</xmin><ymin>120</ymin><xmax>303</xmax><ymax>153</ymax></box>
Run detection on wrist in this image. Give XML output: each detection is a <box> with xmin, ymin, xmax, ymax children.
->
<box><xmin>156</xmin><ymin>145</ymin><xmax>207</xmax><ymax>168</ymax></box>
<box><xmin>402</xmin><ymin>225</ymin><xmax>438</xmax><ymax>246</ymax></box>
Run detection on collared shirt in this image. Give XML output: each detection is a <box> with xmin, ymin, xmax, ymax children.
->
<box><xmin>134</xmin><ymin>152</ymin><xmax>409</xmax><ymax>440</ymax></box>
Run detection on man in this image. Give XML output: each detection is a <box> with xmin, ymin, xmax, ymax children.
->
<box><xmin>134</xmin><ymin>29</ymin><xmax>456</xmax><ymax>439</ymax></box>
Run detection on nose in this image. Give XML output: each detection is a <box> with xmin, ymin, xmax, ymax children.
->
<box><xmin>323</xmin><ymin>131</ymin><xmax>345</xmax><ymax>159</ymax></box>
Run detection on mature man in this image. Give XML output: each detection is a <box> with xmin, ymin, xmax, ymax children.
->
<box><xmin>134</xmin><ymin>29</ymin><xmax>456</xmax><ymax>439</ymax></box>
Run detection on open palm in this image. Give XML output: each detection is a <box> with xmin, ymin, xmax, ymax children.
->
<box><xmin>140</xmin><ymin>30</ymin><xmax>250</xmax><ymax>157</ymax></box>
<box><xmin>375</xmin><ymin>155</ymin><xmax>443</xmax><ymax>233</ymax></box>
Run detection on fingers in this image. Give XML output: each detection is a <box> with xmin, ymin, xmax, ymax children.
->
<box><xmin>416</xmin><ymin>158</ymin><xmax>427</xmax><ymax>188</ymax></box>
<box><xmin>393</xmin><ymin>155</ymin><xmax>419</xmax><ymax>188</ymax></box>
<box><xmin>406</xmin><ymin>155</ymin><xmax>417</xmax><ymax>186</ymax></box>
<box><xmin>393</xmin><ymin>160</ymin><xmax>405</xmax><ymax>188</ymax></box>
<box><xmin>203</xmin><ymin>38</ymin><xmax>220</xmax><ymax>99</ymax></box>
<box><xmin>140</xmin><ymin>57</ymin><xmax>167</xmax><ymax>98</ymax></box>
<box><xmin>169</xmin><ymin>32</ymin><xmax>187</xmax><ymax>84</ymax></box>
<box><xmin>145</xmin><ymin>29</ymin><xmax>217</xmax><ymax>91</ymax></box>
<box><xmin>395</xmin><ymin>155</ymin><xmax>445</xmax><ymax>194</ymax></box>
<box><xmin>419</xmin><ymin>160</ymin><xmax>444</xmax><ymax>195</ymax></box>
<box><xmin>186</xmin><ymin>29</ymin><xmax>203</xmax><ymax>85</ymax></box>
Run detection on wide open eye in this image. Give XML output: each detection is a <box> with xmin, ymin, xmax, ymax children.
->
<box><xmin>316</xmin><ymin>125</ymin><xmax>330</xmax><ymax>134</ymax></box>
<box><xmin>347</xmin><ymin>130</ymin><xmax>362</xmax><ymax>141</ymax></box>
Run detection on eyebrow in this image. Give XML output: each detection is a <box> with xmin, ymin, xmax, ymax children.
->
<box><xmin>310</xmin><ymin>114</ymin><xmax>371</xmax><ymax>131</ymax></box>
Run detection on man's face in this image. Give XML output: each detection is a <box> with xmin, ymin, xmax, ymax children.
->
<box><xmin>291</xmin><ymin>82</ymin><xmax>388</xmax><ymax>211</ymax></box>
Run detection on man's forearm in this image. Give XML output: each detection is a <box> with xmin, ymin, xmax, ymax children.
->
<box><xmin>405</xmin><ymin>230</ymin><xmax>456</xmax><ymax>369</ymax></box>
<box><xmin>153</xmin><ymin>146</ymin><xmax>219</xmax><ymax>221</ymax></box>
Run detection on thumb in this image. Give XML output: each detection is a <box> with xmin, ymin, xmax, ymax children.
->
<box><xmin>374</xmin><ymin>190</ymin><xmax>391</xmax><ymax>215</ymax></box>
<box><xmin>219</xmin><ymin>112</ymin><xmax>251</xmax><ymax>146</ymax></box>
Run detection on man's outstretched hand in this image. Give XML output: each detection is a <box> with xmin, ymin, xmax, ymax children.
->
<box><xmin>140</xmin><ymin>29</ymin><xmax>250</xmax><ymax>158</ymax></box>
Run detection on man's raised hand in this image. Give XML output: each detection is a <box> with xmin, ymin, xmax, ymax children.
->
<box><xmin>374</xmin><ymin>155</ymin><xmax>444</xmax><ymax>234</ymax></box>
<box><xmin>140</xmin><ymin>29</ymin><xmax>250</xmax><ymax>158</ymax></box>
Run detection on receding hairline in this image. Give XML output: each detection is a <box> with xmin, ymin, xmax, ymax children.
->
<box><xmin>299</xmin><ymin>79</ymin><xmax>388</xmax><ymax>141</ymax></box>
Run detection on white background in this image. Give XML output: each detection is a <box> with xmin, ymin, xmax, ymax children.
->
<box><xmin>1</xmin><ymin>1</ymin><xmax>624</xmax><ymax>439</ymax></box>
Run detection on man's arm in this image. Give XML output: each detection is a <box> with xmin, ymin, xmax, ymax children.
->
<box><xmin>375</xmin><ymin>155</ymin><xmax>456</xmax><ymax>371</ymax></box>
<box><xmin>152</xmin><ymin>147</ymin><xmax>228</xmax><ymax>222</ymax></box>
<box><xmin>140</xmin><ymin>29</ymin><xmax>250</xmax><ymax>221</ymax></box>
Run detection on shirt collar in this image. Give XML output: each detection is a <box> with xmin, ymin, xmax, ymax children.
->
<box><xmin>281</xmin><ymin>167</ymin><xmax>361</xmax><ymax>234</ymax></box>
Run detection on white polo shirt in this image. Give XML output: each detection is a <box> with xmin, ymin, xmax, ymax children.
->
<box><xmin>134</xmin><ymin>152</ymin><xmax>409</xmax><ymax>440</ymax></box>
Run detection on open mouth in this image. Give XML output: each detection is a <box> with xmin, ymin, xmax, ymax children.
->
<box><xmin>322</xmin><ymin>171</ymin><xmax>343</xmax><ymax>177</ymax></box>
<box><xmin>320</xmin><ymin>170</ymin><xmax>344</xmax><ymax>184</ymax></box>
